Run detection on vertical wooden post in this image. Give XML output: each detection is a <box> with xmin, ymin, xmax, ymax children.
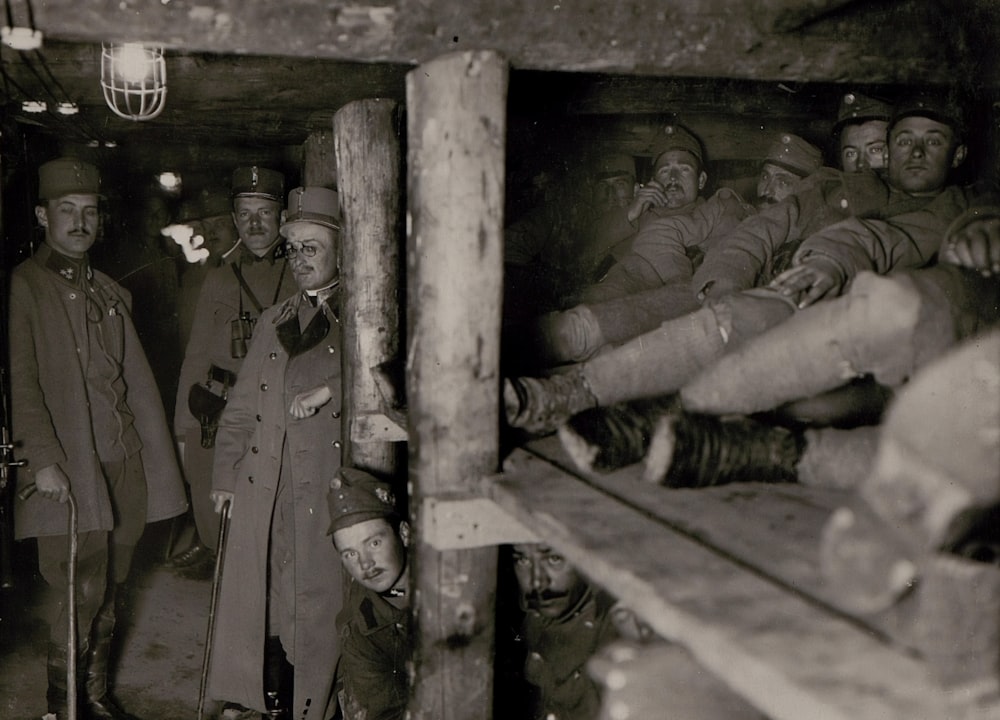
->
<box><xmin>303</xmin><ymin>129</ymin><xmax>337</xmax><ymax>188</ymax></box>
<box><xmin>333</xmin><ymin>100</ymin><xmax>404</xmax><ymax>477</ymax></box>
<box><xmin>405</xmin><ymin>51</ymin><xmax>508</xmax><ymax>720</ymax></box>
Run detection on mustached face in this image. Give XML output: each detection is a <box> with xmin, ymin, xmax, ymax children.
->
<box><xmin>36</xmin><ymin>194</ymin><xmax>101</xmax><ymax>258</ymax></box>
<box><xmin>284</xmin><ymin>222</ymin><xmax>340</xmax><ymax>291</ymax></box>
<box><xmin>334</xmin><ymin>518</ymin><xmax>408</xmax><ymax>594</ymax></box>
<box><xmin>755</xmin><ymin>162</ymin><xmax>800</xmax><ymax>207</ymax></box>
<box><xmin>232</xmin><ymin>196</ymin><xmax>281</xmax><ymax>253</ymax></box>
<box><xmin>651</xmin><ymin>150</ymin><xmax>706</xmax><ymax>209</ymax></box>
<box><xmin>512</xmin><ymin>543</ymin><xmax>588</xmax><ymax>618</ymax></box>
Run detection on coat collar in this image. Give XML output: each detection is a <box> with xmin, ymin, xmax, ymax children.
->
<box><xmin>36</xmin><ymin>242</ymin><xmax>92</xmax><ymax>286</ymax></box>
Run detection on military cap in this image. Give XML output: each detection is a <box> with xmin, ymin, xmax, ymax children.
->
<box><xmin>832</xmin><ymin>91</ymin><xmax>892</xmax><ymax>135</ymax></box>
<box><xmin>279</xmin><ymin>186</ymin><xmax>341</xmax><ymax>237</ymax></box>
<box><xmin>328</xmin><ymin>468</ymin><xmax>399</xmax><ymax>536</ymax></box>
<box><xmin>890</xmin><ymin>94</ymin><xmax>965</xmax><ymax>139</ymax></box>
<box><xmin>763</xmin><ymin>133</ymin><xmax>823</xmax><ymax>177</ymax></box>
<box><xmin>649</xmin><ymin>124</ymin><xmax>704</xmax><ymax>168</ymax></box>
<box><xmin>231</xmin><ymin>165</ymin><xmax>284</xmax><ymax>201</ymax></box>
<box><xmin>594</xmin><ymin>153</ymin><xmax>637</xmax><ymax>181</ymax></box>
<box><xmin>38</xmin><ymin>157</ymin><xmax>102</xmax><ymax>200</ymax></box>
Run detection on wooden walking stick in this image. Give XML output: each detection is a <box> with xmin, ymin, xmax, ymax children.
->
<box><xmin>197</xmin><ymin>498</ymin><xmax>231</xmax><ymax>720</ymax></box>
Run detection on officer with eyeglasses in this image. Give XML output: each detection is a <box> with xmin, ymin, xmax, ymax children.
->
<box><xmin>206</xmin><ymin>186</ymin><xmax>346</xmax><ymax>720</ymax></box>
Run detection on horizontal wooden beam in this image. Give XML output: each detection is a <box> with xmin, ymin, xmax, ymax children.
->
<box><xmin>419</xmin><ymin>495</ymin><xmax>537</xmax><ymax>550</ymax></box>
<box><xmin>27</xmin><ymin>0</ymin><xmax>995</xmax><ymax>87</ymax></box>
<box><xmin>350</xmin><ymin>411</ymin><xmax>408</xmax><ymax>443</ymax></box>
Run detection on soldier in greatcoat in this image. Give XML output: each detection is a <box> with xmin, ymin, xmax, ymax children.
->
<box><xmin>206</xmin><ymin>186</ymin><xmax>345</xmax><ymax>720</ymax></box>
<box><xmin>9</xmin><ymin>157</ymin><xmax>188</xmax><ymax>720</ymax></box>
<box><xmin>170</xmin><ymin>166</ymin><xmax>295</xmax><ymax>580</ymax></box>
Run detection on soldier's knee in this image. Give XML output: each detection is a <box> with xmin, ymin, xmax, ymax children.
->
<box><xmin>840</xmin><ymin>272</ymin><xmax>922</xmax><ymax>383</ymax></box>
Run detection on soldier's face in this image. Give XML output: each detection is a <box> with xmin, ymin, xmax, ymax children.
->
<box><xmin>36</xmin><ymin>194</ymin><xmax>101</xmax><ymax>258</ymax></box>
<box><xmin>512</xmin><ymin>544</ymin><xmax>588</xmax><ymax>618</ymax></box>
<box><xmin>335</xmin><ymin>518</ymin><xmax>407</xmax><ymax>594</ymax></box>
<box><xmin>887</xmin><ymin>116</ymin><xmax>965</xmax><ymax>196</ymax></box>
<box><xmin>651</xmin><ymin>151</ymin><xmax>706</xmax><ymax>208</ymax></box>
<box><xmin>756</xmin><ymin>162</ymin><xmax>800</xmax><ymax>207</ymax></box>
<box><xmin>592</xmin><ymin>174</ymin><xmax>635</xmax><ymax>212</ymax></box>
<box><xmin>284</xmin><ymin>223</ymin><xmax>339</xmax><ymax>291</ymax></box>
<box><xmin>232</xmin><ymin>197</ymin><xmax>281</xmax><ymax>254</ymax></box>
<box><xmin>840</xmin><ymin>120</ymin><xmax>888</xmax><ymax>173</ymax></box>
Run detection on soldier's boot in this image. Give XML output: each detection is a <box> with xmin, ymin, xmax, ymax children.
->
<box><xmin>558</xmin><ymin>395</ymin><xmax>681</xmax><ymax>474</ymax></box>
<box><xmin>84</xmin><ymin>590</ymin><xmax>140</xmax><ymax>720</ymax></box>
<box><xmin>503</xmin><ymin>368</ymin><xmax>598</xmax><ymax>435</ymax></box>
<box><xmin>264</xmin><ymin>636</ymin><xmax>293</xmax><ymax>720</ymax></box>
<box><xmin>46</xmin><ymin>640</ymin><xmax>86</xmax><ymax>719</ymax></box>
<box><xmin>642</xmin><ymin>409</ymin><xmax>804</xmax><ymax>488</ymax></box>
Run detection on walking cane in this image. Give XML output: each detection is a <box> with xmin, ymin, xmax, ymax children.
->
<box><xmin>197</xmin><ymin>498</ymin><xmax>231</xmax><ymax>720</ymax></box>
<box><xmin>19</xmin><ymin>482</ymin><xmax>78</xmax><ymax>720</ymax></box>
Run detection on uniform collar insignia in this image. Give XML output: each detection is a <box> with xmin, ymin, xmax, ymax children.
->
<box><xmin>41</xmin><ymin>244</ymin><xmax>90</xmax><ymax>286</ymax></box>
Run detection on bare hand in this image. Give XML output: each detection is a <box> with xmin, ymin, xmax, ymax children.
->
<box><xmin>289</xmin><ymin>385</ymin><xmax>332</xmax><ymax>418</ymax></box>
<box><xmin>34</xmin><ymin>464</ymin><xmax>71</xmax><ymax>504</ymax></box>
<box><xmin>769</xmin><ymin>258</ymin><xmax>844</xmax><ymax>308</ymax></box>
<box><xmin>942</xmin><ymin>216</ymin><xmax>1000</xmax><ymax>276</ymax></box>
<box><xmin>210</xmin><ymin>490</ymin><xmax>234</xmax><ymax>515</ymax></box>
<box><xmin>626</xmin><ymin>181</ymin><xmax>668</xmax><ymax>223</ymax></box>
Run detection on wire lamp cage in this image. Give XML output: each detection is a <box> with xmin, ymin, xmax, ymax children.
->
<box><xmin>101</xmin><ymin>42</ymin><xmax>167</xmax><ymax>121</ymax></box>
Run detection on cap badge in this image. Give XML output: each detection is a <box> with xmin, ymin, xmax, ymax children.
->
<box><xmin>375</xmin><ymin>487</ymin><xmax>394</xmax><ymax>505</ymax></box>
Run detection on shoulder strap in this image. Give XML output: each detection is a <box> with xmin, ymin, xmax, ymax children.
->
<box><xmin>230</xmin><ymin>262</ymin><xmax>263</xmax><ymax>314</ymax></box>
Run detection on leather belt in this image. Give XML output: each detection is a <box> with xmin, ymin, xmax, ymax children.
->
<box><xmin>208</xmin><ymin>365</ymin><xmax>237</xmax><ymax>387</ymax></box>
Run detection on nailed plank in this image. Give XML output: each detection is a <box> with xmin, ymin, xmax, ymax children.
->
<box><xmin>492</xmin><ymin>449</ymin><xmax>998</xmax><ymax>720</ymax></box>
<box><xmin>520</xmin><ymin>435</ymin><xmax>924</xmax><ymax>645</ymax></box>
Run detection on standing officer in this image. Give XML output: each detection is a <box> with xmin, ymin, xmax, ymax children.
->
<box><xmin>171</xmin><ymin>166</ymin><xmax>294</xmax><ymax>580</ymax></box>
<box><xmin>206</xmin><ymin>187</ymin><xmax>345</xmax><ymax>720</ymax></box>
<box><xmin>9</xmin><ymin>157</ymin><xmax>188</xmax><ymax>720</ymax></box>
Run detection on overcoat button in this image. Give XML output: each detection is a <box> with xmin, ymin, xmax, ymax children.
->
<box><xmin>261</xmin><ymin>383</ymin><xmax>268</xmax><ymax>391</ymax></box>
<box><xmin>251</xmin><ymin>446</ymin><xmax>259</xmax><ymax>454</ymax></box>
<box><xmin>333</xmin><ymin>441</ymin><xmax>341</xmax><ymax>449</ymax></box>
<box><xmin>332</xmin><ymin>411</ymin><xmax>341</xmax><ymax>419</ymax></box>
<box><xmin>269</xmin><ymin>352</ymin><xmax>277</xmax><ymax>360</ymax></box>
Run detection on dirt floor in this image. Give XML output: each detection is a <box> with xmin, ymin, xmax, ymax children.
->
<box><xmin>0</xmin><ymin>519</ymin><xmax>218</xmax><ymax>720</ymax></box>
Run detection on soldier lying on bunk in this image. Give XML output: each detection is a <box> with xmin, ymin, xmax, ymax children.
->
<box><xmin>504</xmin><ymin>95</ymin><xmax>973</xmax><ymax>436</ymax></box>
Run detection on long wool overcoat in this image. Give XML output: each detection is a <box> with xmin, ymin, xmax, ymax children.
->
<box><xmin>207</xmin><ymin>291</ymin><xmax>344</xmax><ymax>720</ymax></box>
<box><xmin>9</xmin><ymin>245</ymin><xmax>187</xmax><ymax>539</ymax></box>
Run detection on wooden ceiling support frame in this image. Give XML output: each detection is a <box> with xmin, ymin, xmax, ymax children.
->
<box><xmin>404</xmin><ymin>50</ymin><xmax>507</xmax><ymax>720</ymax></box>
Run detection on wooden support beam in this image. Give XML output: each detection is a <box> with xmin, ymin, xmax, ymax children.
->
<box><xmin>28</xmin><ymin>0</ymin><xmax>991</xmax><ymax>87</ymax></box>
<box><xmin>420</xmin><ymin>496</ymin><xmax>537</xmax><ymax>550</ymax></box>
<box><xmin>302</xmin><ymin>129</ymin><xmax>337</xmax><ymax>188</ymax></box>
<box><xmin>334</xmin><ymin>98</ymin><xmax>403</xmax><ymax>478</ymax></box>
<box><xmin>405</xmin><ymin>50</ymin><xmax>507</xmax><ymax>720</ymax></box>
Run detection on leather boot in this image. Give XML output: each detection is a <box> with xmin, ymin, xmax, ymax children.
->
<box><xmin>504</xmin><ymin>368</ymin><xmax>598</xmax><ymax>435</ymax></box>
<box><xmin>84</xmin><ymin>588</ymin><xmax>140</xmax><ymax>720</ymax></box>
<box><xmin>46</xmin><ymin>640</ymin><xmax>77</xmax><ymax>719</ymax></box>
<box><xmin>264</xmin><ymin>636</ymin><xmax>294</xmax><ymax>719</ymax></box>
<box><xmin>643</xmin><ymin>410</ymin><xmax>805</xmax><ymax>488</ymax></box>
<box><xmin>558</xmin><ymin>395</ymin><xmax>681</xmax><ymax>474</ymax></box>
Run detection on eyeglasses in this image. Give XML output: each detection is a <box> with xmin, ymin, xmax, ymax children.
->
<box><xmin>284</xmin><ymin>243</ymin><xmax>318</xmax><ymax>258</ymax></box>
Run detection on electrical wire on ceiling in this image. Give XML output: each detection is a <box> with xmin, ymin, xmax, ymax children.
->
<box><xmin>0</xmin><ymin>50</ymin><xmax>105</xmax><ymax>145</ymax></box>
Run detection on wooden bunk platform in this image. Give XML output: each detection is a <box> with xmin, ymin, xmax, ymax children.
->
<box><xmin>466</xmin><ymin>435</ymin><xmax>1000</xmax><ymax>720</ymax></box>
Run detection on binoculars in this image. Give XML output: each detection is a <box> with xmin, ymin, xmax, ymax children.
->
<box><xmin>230</xmin><ymin>312</ymin><xmax>255</xmax><ymax>359</ymax></box>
